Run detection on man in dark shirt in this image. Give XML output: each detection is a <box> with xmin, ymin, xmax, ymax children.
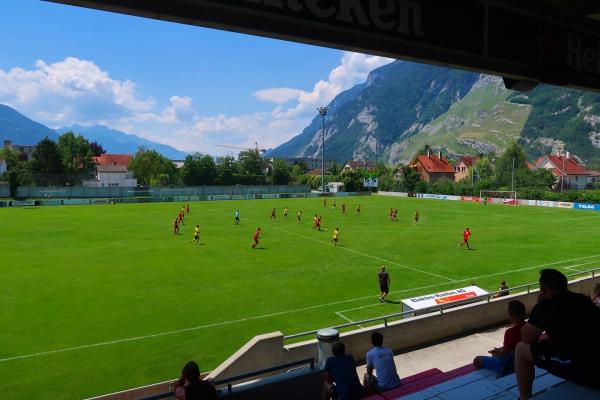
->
<box><xmin>323</xmin><ymin>341</ymin><xmax>366</xmax><ymax>400</ymax></box>
<box><xmin>515</xmin><ymin>269</ymin><xmax>600</xmax><ymax>399</ymax></box>
<box><xmin>378</xmin><ymin>266</ymin><xmax>390</xmax><ymax>303</ymax></box>
<box><xmin>174</xmin><ymin>361</ymin><xmax>218</xmax><ymax>400</ymax></box>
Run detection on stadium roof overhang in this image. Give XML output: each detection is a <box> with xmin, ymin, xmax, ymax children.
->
<box><xmin>44</xmin><ymin>0</ymin><xmax>600</xmax><ymax>92</ymax></box>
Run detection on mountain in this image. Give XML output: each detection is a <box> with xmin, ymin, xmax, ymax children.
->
<box><xmin>56</xmin><ymin>124</ymin><xmax>187</xmax><ymax>159</ymax></box>
<box><xmin>269</xmin><ymin>61</ymin><xmax>600</xmax><ymax>166</ymax></box>
<box><xmin>269</xmin><ymin>61</ymin><xmax>479</xmax><ymax>162</ymax></box>
<box><xmin>388</xmin><ymin>75</ymin><xmax>531</xmax><ymax>164</ymax></box>
<box><xmin>0</xmin><ymin>104</ymin><xmax>187</xmax><ymax>159</ymax></box>
<box><xmin>0</xmin><ymin>104</ymin><xmax>59</xmax><ymax>144</ymax></box>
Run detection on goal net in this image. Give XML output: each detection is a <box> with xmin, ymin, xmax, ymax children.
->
<box><xmin>479</xmin><ymin>190</ymin><xmax>517</xmax><ymax>205</ymax></box>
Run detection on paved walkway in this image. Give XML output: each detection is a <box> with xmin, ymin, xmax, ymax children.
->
<box><xmin>356</xmin><ymin>325</ymin><xmax>506</xmax><ymax>378</ymax></box>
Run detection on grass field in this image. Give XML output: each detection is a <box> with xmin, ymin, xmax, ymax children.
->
<box><xmin>1</xmin><ymin>195</ymin><xmax>599</xmax><ymax>399</ymax></box>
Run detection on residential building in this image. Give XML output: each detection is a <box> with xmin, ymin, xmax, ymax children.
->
<box><xmin>410</xmin><ymin>152</ymin><xmax>455</xmax><ymax>183</ymax></box>
<box><xmin>83</xmin><ymin>154</ymin><xmax>137</xmax><ymax>187</ymax></box>
<box><xmin>589</xmin><ymin>171</ymin><xmax>600</xmax><ymax>187</ymax></box>
<box><xmin>454</xmin><ymin>156</ymin><xmax>478</xmax><ymax>182</ymax></box>
<box><xmin>276</xmin><ymin>157</ymin><xmax>337</xmax><ymax>172</ymax></box>
<box><xmin>533</xmin><ymin>152</ymin><xmax>590</xmax><ymax>190</ymax></box>
<box><xmin>341</xmin><ymin>160</ymin><xmax>376</xmax><ymax>174</ymax></box>
<box><xmin>1</xmin><ymin>140</ymin><xmax>37</xmax><ymax>162</ymax></box>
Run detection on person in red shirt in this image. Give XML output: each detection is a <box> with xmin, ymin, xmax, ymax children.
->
<box><xmin>473</xmin><ymin>300</ymin><xmax>526</xmax><ymax>376</ymax></box>
<box><xmin>316</xmin><ymin>216</ymin><xmax>322</xmax><ymax>231</ymax></box>
<box><xmin>173</xmin><ymin>218</ymin><xmax>180</xmax><ymax>235</ymax></box>
<box><xmin>341</xmin><ymin>203</ymin><xmax>346</xmax><ymax>214</ymax></box>
<box><xmin>458</xmin><ymin>227</ymin><xmax>471</xmax><ymax>249</ymax></box>
<box><xmin>251</xmin><ymin>227</ymin><xmax>261</xmax><ymax>249</ymax></box>
<box><xmin>269</xmin><ymin>208</ymin><xmax>276</xmax><ymax>221</ymax></box>
<box><xmin>186</xmin><ymin>203</ymin><xmax>190</xmax><ymax>214</ymax></box>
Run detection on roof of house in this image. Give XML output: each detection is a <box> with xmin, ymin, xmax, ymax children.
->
<box><xmin>97</xmin><ymin>164</ymin><xmax>128</xmax><ymax>173</ymax></box>
<box><xmin>307</xmin><ymin>168</ymin><xmax>322</xmax><ymax>176</ymax></box>
<box><xmin>344</xmin><ymin>160</ymin><xmax>376</xmax><ymax>169</ymax></box>
<box><xmin>94</xmin><ymin>154</ymin><xmax>133</xmax><ymax>167</ymax></box>
<box><xmin>457</xmin><ymin>156</ymin><xmax>478</xmax><ymax>167</ymax></box>
<box><xmin>537</xmin><ymin>155</ymin><xmax>590</xmax><ymax>176</ymax></box>
<box><xmin>590</xmin><ymin>170</ymin><xmax>600</xmax><ymax>177</ymax></box>
<box><xmin>412</xmin><ymin>155</ymin><xmax>455</xmax><ymax>174</ymax></box>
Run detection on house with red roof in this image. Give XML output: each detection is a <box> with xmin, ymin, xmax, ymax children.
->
<box><xmin>83</xmin><ymin>154</ymin><xmax>137</xmax><ymax>187</ymax></box>
<box><xmin>534</xmin><ymin>152</ymin><xmax>590</xmax><ymax>190</ymax></box>
<box><xmin>410</xmin><ymin>152</ymin><xmax>455</xmax><ymax>183</ymax></box>
<box><xmin>454</xmin><ymin>156</ymin><xmax>478</xmax><ymax>182</ymax></box>
<box><xmin>341</xmin><ymin>160</ymin><xmax>376</xmax><ymax>174</ymax></box>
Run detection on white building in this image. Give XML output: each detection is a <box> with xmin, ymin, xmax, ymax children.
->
<box><xmin>83</xmin><ymin>154</ymin><xmax>137</xmax><ymax>187</ymax></box>
<box><xmin>534</xmin><ymin>153</ymin><xmax>590</xmax><ymax>190</ymax></box>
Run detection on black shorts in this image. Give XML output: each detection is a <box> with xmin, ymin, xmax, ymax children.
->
<box><xmin>531</xmin><ymin>341</ymin><xmax>599</xmax><ymax>388</ymax></box>
<box><xmin>379</xmin><ymin>284</ymin><xmax>389</xmax><ymax>294</ymax></box>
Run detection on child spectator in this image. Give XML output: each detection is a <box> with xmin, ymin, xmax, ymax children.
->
<box><xmin>473</xmin><ymin>300</ymin><xmax>526</xmax><ymax>376</ymax></box>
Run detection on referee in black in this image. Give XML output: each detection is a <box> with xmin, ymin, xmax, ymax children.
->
<box><xmin>379</xmin><ymin>266</ymin><xmax>390</xmax><ymax>303</ymax></box>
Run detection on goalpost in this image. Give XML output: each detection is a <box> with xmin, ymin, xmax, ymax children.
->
<box><xmin>479</xmin><ymin>190</ymin><xmax>518</xmax><ymax>205</ymax></box>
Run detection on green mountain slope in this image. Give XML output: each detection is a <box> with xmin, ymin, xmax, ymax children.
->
<box><xmin>389</xmin><ymin>76</ymin><xmax>532</xmax><ymax>163</ymax></box>
<box><xmin>508</xmin><ymin>86</ymin><xmax>600</xmax><ymax>163</ymax></box>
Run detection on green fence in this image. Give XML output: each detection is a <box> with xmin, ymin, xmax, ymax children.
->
<box><xmin>5</xmin><ymin>185</ymin><xmax>310</xmax><ymax>199</ymax></box>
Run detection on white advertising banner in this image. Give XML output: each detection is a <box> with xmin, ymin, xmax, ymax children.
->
<box><xmin>401</xmin><ymin>286</ymin><xmax>488</xmax><ymax>312</ymax></box>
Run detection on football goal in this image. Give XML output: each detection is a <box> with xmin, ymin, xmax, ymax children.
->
<box><xmin>479</xmin><ymin>190</ymin><xmax>517</xmax><ymax>205</ymax></box>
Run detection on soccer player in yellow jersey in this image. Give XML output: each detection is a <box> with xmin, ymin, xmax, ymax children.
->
<box><xmin>297</xmin><ymin>210</ymin><xmax>302</xmax><ymax>223</ymax></box>
<box><xmin>413</xmin><ymin>210</ymin><xmax>420</xmax><ymax>225</ymax></box>
<box><xmin>191</xmin><ymin>225</ymin><xmax>200</xmax><ymax>244</ymax></box>
<box><xmin>284</xmin><ymin>207</ymin><xmax>289</xmax><ymax>219</ymax></box>
<box><xmin>332</xmin><ymin>227</ymin><xmax>340</xmax><ymax>246</ymax></box>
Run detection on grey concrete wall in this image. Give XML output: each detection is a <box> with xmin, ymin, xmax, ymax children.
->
<box><xmin>208</xmin><ymin>275</ymin><xmax>599</xmax><ymax>381</ymax></box>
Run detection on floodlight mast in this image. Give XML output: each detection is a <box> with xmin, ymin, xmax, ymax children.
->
<box><xmin>318</xmin><ymin>107</ymin><xmax>328</xmax><ymax>194</ymax></box>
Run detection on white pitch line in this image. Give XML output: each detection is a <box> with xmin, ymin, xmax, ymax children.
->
<box><xmin>4</xmin><ymin>255</ymin><xmax>599</xmax><ymax>364</ymax></box>
<box><xmin>204</xmin><ymin>208</ymin><xmax>456</xmax><ymax>282</ymax></box>
<box><xmin>335</xmin><ymin>257</ymin><xmax>600</xmax><ymax>314</ymax></box>
<box><xmin>3</xmin><ymin>213</ymin><xmax>599</xmax><ymax>365</ymax></box>
<box><xmin>335</xmin><ymin>311</ymin><xmax>364</xmax><ymax>329</ymax></box>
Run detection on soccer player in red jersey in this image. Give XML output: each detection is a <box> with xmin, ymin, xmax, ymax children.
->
<box><xmin>316</xmin><ymin>215</ymin><xmax>322</xmax><ymax>231</ymax></box>
<box><xmin>173</xmin><ymin>218</ymin><xmax>179</xmax><ymax>235</ymax></box>
<box><xmin>252</xmin><ymin>227</ymin><xmax>261</xmax><ymax>249</ymax></box>
<box><xmin>458</xmin><ymin>227</ymin><xmax>472</xmax><ymax>249</ymax></box>
<box><xmin>341</xmin><ymin>203</ymin><xmax>346</xmax><ymax>214</ymax></box>
<box><xmin>186</xmin><ymin>203</ymin><xmax>190</xmax><ymax>214</ymax></box>
<box><xmin>269</xmin><ymin>208</ymin><xmax>276</xmax><ymax>221</ymax></box>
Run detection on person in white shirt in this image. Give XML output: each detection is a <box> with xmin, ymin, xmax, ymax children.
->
<box><xmin>363</xmin><ymin>331</ymin><xmax>402</xmax><ymax>393</ymax></box>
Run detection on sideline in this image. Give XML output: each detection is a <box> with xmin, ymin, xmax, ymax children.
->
<box><xmin>2</xmin><ymin>254</ymin><xmax>598</xmax><ymax>364</ymax></box>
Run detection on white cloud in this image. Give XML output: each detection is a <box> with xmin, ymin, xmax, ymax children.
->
<box><xmin>131</xmin><ymin>95</ymin><xmax>196</xmax><ymax>124</ymax></box>
<box><xmin>0</xmin><ymin>52</ymin><xmax>394</xmax><ymax>156</ymax></box>
<box><xmin>253</xmin><ymin>87</ymin><xmax>307</xmax><ymax>104</ymax></box>
<box><xmin>271</xmin><ymin>52</ymin><xmax>394</xmax><ymax>120</ymax></box>
<box><xmin>0</xmin><ymin>57</ymin><xmax>155</xmax><ymax>121</ymax></box>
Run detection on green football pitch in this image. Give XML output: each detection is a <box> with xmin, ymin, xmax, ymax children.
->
<box><xmin>1</xmin><ymin>195</ymin><xmax>599</xmax><ymax>399</ymax></box>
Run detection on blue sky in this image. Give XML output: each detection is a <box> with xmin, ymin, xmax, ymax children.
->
<box><xmin>0</xmin><ymin>0</ymin><xmax>393</xmax><ymax>154</ymax></box>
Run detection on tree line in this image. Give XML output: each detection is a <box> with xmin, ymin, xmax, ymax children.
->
<box><xmin>0</xmin><ymin>133</ymin><xmax>106</xmax><ymax>196</ymax></box>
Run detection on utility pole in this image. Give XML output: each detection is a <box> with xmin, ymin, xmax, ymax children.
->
<box><xmin>561</xmin><ymin>153</ymin><xmax>565</xmax><ymax>194</ymax></box>
<box><xmin>318</xmin><ymin>107</ymin><xmax>328</xmax><ymax>194</ymax></box>
<box><xmin>511</xmin><ymin>157</ymin><xmax>515</xmax><ymax>192</ymax></box>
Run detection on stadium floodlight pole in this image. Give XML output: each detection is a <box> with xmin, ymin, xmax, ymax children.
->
<box><xmin>318</xmin><ymin>106</ymin><xmax>328</xmax><ymax>194</ymax></box>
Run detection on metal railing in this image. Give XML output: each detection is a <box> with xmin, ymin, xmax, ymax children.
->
<box><xmin>139</xmin><ymin>358</ymin><xmax>315</xmax><ymax>400</ymax></box>
<box><xmin>283</xmin><ymin>267</ymin><xmax>599</xmax><ymax>341</ymax></box>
